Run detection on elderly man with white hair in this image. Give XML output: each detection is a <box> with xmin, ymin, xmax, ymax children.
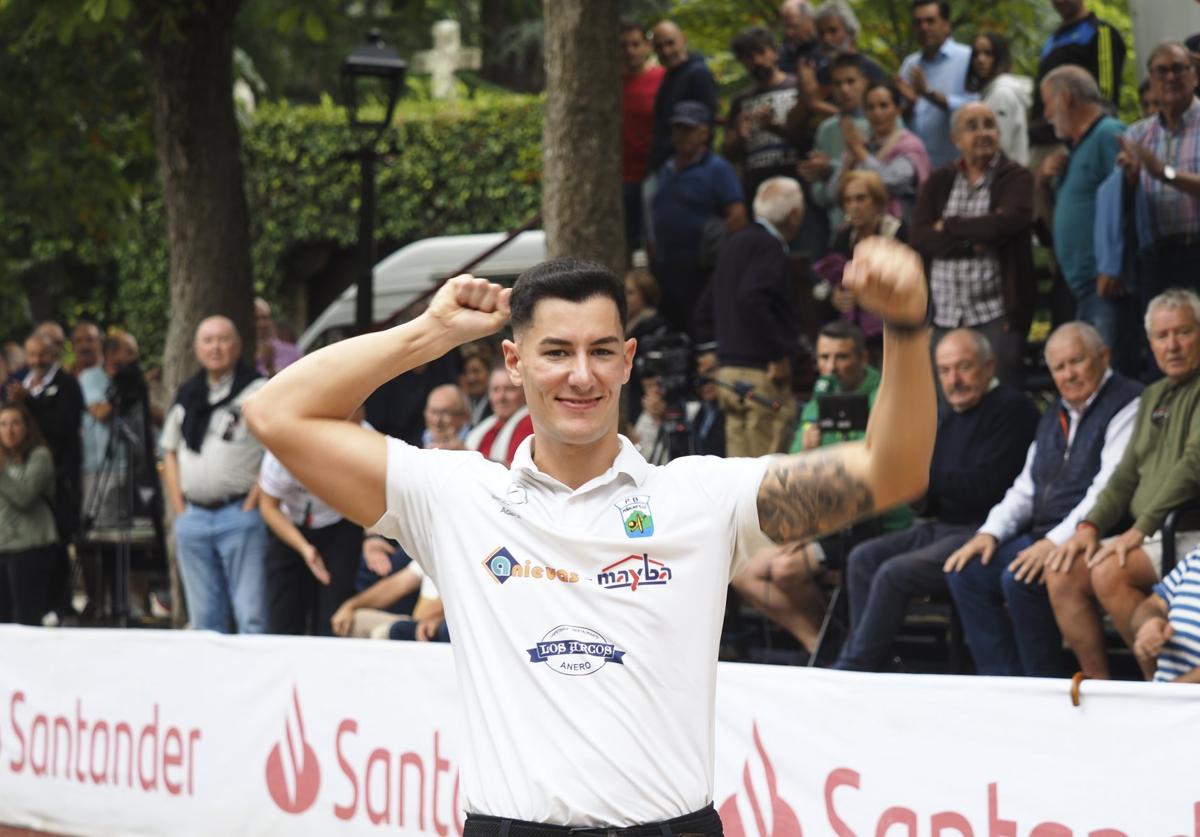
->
<box><xmin>1051</xmin><ymin>289</ymin><xmax>1200</xmax><ymax>679</ymax></box>
<box><xmin>161</xmin><ymin>316</ymin><xmax>268</xmax><ymax>633</ymax></box>
<box><xmin>944</xmin><ymin>322</ymin><xmax>1142</xmax><ymax>676</ymax></box>
<box><xmin>910</xmin><ymin>100</ymin><xmax>1035</xmax><ymax>389</ymax></box>
<box><xmin>709</xmin><ymin>176</ymin><xmax>804</xmax><ymax>457</ymax></box>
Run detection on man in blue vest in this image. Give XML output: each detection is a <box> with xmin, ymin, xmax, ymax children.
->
<box><xmin>943</xmin><ymin>322</ymin><xmax>1142</xmax><ymax>676</ymax></box>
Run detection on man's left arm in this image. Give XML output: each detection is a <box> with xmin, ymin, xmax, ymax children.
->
<box><xmin>756</xmin><ymin>239</ymin><xmax>935</xmax><ymax>543</ymax></box>
<box><xmin>941</xmin><ymin>165</ymin><xmax>1034</xmax><ymax>245</ymax></box>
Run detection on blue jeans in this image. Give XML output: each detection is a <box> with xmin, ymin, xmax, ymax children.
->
<box><xmin>833</xmin><ymin>522</ymin><xmax>974</xmax><ymax>671</ymax></box>
<box><xmin>945</xmin><ymin>533</ymin><xmax>1065</xmax><ymax>677</ymax></box>
<box><xmin>1073</xmin><ymin>283</ymin><xmax>1142</xmax><ymax>379</ymax></box>
<box><xmin>175</xmin><ymin>502</ymin><xmax>268</xmax><ymax>633</ymax></box>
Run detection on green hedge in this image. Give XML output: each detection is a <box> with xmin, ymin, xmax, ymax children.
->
<box><xmin>243</xmin><ymin>92</ymin><xmax>544</xmax><ymax>299</ymax></box>
<box><xmin>11</xmin><ymin>91</ymin><xmax>544</xmax><ymax>361</ymax></box>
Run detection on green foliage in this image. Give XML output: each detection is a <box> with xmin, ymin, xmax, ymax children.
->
<box><xmin>243</xmin><ymin>89</ymin><xmax>543</xmax><ymax>294</ymax></box>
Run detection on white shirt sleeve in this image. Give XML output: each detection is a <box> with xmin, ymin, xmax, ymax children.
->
<box><xmin>1043</xmin><ymin>397</ymin><xmax>1140</xmax><ymax>546</ymax></box>
<box><xmin>978</xmin><ymin>442</ymin><xmax>1038</xmax><ymax>545</ymax></box>
<box><xmin>371</xmin><ymin>435</ymin><xmax>480</xmax><ymax>583</ymax></box>
<box><xmin>159</xmin><ymin>403</ymin><xmax>185</xmax><ymax>453</ymax></box>
<box><xmin>257</xmin><ymin>451</ymin><xmax>294</xmax><ymax>500</ymax></box>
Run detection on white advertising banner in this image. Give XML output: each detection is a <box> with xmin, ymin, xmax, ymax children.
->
<box><xmin>0</xmin><ymin>627</ymin><xmax>1196</xmax><ymax>836</ymax></box>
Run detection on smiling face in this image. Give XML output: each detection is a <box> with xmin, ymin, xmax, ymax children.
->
<box><xmin>620</xmin><ymin>27</ymin><xmax>652</xmax><ymax>74</ymax></box>
<box><xmin>504</xmin><ymin>296</ymin><xmax>635</xmax><ymax>450</ymax></box>
<box><xmin>487</xmin><ymin>367</ymin><xmax>525</xmax><ymax>423</ymax></box>
<box><xmin>651</xmin><ymin>22</ymin><xmax>687</xmax><ymax>69</ymax></box>
<box><xmin>864</xmin><ymin>86</ymin><xmax>899</xmax><ymax>136</ymax></box>
<box><xmin>1150</xmin><ymin>44</ymin><xmax>1198</xmax><ymax>117</ymax></box>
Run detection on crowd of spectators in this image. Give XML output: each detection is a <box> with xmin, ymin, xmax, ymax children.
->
<box><xmin>8</xmin><ymin>0</ymin><xmax>1200</xmax><ymax>685</ymax></box>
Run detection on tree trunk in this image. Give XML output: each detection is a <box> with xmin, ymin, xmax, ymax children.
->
<box><xmin>137</xmin><ymin>0</ymin><xmax>255</xmax><ymax>396</ymax></box>
<box><xmin>540</xmin><ymin>0</ymin><xmax>623</xmax><ymax>277</ymax></box>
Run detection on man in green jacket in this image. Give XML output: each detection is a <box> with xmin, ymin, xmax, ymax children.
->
<box><xmin>732</xmin><ymin>320</ymin><xmax>910</xmax><ymax>657</ymax></box>
<box><xmin>1050</xmin><ymin>289</ymin><xmax>1200</xmax><ymax>679</ymax></box>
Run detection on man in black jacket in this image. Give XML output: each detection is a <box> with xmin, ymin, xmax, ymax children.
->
<box><xmin>646</xmin><ymin>21</ymin><xmax>718</xmax><ymax>177</ymax></box>
<box><xmin>6</xmin><ymin>332</ymin><xmax>84</xmax><ymax>618</ymax></box>
<box><xmin>832</xmin><ymin>328</ymin><xmax>1039</xmax><ymax>671</ymax></box>
<box><xmin>710</xmin><ymin>176</ymin><xmax>803</xmax><ymax>457</ymax></box>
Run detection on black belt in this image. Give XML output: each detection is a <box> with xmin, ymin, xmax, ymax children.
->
<box><xmin>185</xmin><ymin>494</ymin><xmax>248</xmax><ymax>511</ymax></box>
<box><xmin>463</xmin><ymin>805</ymin><xmax>722</xmax><ymax>837</ymax></box>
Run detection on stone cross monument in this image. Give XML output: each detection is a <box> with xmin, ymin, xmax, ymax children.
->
<box><xmin>412</xmin><ymin>20</ymin><xmax>482</xmax><ymax>100</ymax></box>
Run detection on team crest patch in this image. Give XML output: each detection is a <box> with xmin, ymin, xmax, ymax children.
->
<box><xmin>616</xmin><ymin>495</ymin><xmax>654</xmax><ymax>538</ymax></box>
<box><xmin>527</xmin><ymin>625</ymin><xmax>626</xmax><ymax>676</ymax></box>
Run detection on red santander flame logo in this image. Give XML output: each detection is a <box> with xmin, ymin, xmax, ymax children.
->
<box><xmin>719</xmin><ymin>722</ymin><xmax>803</xmax><ymax>837</ymax></box>
<box><xmin>265</xmin><ymin>686</ymin><xmax>322</xmax><ymax>814</ymax></box>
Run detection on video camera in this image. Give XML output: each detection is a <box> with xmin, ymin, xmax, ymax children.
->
<box><xmin>635</xmin><ymin>332</ymin><xmax>698</xmax><ymax>404</ymax></box>
<box><xmin>106</xmin><ymin>362</ymin><xmax>149</xmax><ymax>414</ymax></box>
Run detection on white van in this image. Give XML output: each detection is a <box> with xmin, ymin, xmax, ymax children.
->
<box><xmin>298</xmin><ymin>230</ymin><xmax>547</xmax><ymax>352</ymax></box>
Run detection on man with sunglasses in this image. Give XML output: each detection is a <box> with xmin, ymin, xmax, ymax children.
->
<box><xmin>1116</xmin><ymin>43</ymin><xmax>1200</xmax><ymax>304</ymax></box>
<box><xmin>1050</xmin><ymin>289</ymin><xmax>1200</xmax><ymax>680</ymax></box>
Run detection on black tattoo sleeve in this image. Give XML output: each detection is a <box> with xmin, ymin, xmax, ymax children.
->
<box><xmin>756</xmin><ymin>451</ymin><xmax>875</xmax><ymax>544</ymax></box>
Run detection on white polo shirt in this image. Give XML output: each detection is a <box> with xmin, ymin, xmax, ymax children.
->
<box><xmin>373</xmin><ymin>434</ymin><xmax>771</xmax><ymax>826</ymax></box>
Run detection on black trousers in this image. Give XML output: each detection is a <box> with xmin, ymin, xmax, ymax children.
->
<box><xmin>464</xmin><ymin>804</ymin><xmax>722</xmax><ymax>837</ymax></box>
<box><xmin>0</xmin><ymin>546</ymin><xmax>55</xmax><ymax>626</ymax></box>
<box><xmin>265</xmin><ymin>518</ymin><xmax>360</xmax><ymax>636</ymax></box>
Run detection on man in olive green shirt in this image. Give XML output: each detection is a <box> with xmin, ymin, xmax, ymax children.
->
<box><xmin>1049</xmin><ymin>289</ymin><xmax>1200</xmax><ymax>679</ymax></box>
<box><xmin>732</xmin><ymin>321</ymin><xmax>910</xmax><ymax>656</ymax></box>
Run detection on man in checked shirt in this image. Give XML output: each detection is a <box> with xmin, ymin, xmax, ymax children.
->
<box><xmin>911</xmin><ymin>101</ymin><xmax>1035</xmax><ymax>389</ymax></box>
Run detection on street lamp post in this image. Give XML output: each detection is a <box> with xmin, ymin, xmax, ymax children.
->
<box><xmin>341</xmin><ymin>31</ymin><xmax>407</xmax><ymax>332</ymax></box>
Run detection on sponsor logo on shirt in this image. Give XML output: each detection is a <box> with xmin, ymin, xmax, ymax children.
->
<box><xmin>616</xmin><ymin>495</ymin><xmax>654</xmax><ymax>538</ymax></box>
<box><xmin>597</xmin><ymin>553</ymin><xmax>673</xmax><ymax>592</ymax></box>
<box><xmin>499</xmin><ymin>483</ymin><xmax>527</xmax><ymax>517</ymax></box>
<box><xmin>482</xmin><ymin>546</ymin><xmax>579</xmax><ymax>585</ymax></box>
<box><xmin>527</xmin><ymin>625</ymin><xmax>626</xmax><ymax>676</ymax></box>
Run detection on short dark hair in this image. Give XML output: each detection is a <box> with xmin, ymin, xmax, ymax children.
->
<box><xmin>619</xmin><ymin>18</ymin><xmax>645</xmax><ymax>37</ymax></box>
<box><xmin>912</xmin><ymin>0</ymin><xmax>951</xmax><ymax>21</ymax></box>
<box><xmin>509</xmin><ymin>258</ymin><xmax>627</xmax><ymax>334</ymax></box>
<box><xmin>865</xmin><ymin>81</ymin><xmax>903</xmax><ymax>107</ymax></box>
<box><xmin>818</xmin><ymin>320</ymin><xmax>867</xmax><ymax>355</ymax></box>
<box><xmin>966</xmin><ymin>32</ymin><xmax>1012</xmax><ymax>92</ymax></box>
<box><xmin>830</xmin><ymin>52</ymin><xmax>866</xmax><ymax>77</ymax></box>
<box><xmin>731</xmin><ymin>26</ymin><xmax>778</xmax><ymax>59</ymax></box>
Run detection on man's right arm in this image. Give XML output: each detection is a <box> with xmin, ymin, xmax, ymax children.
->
<box><xmin>162</xmin><ymin>451</ymin><xmax>185</xmax><ymax>516</ymax></box>
<box><xmin>756</xmin><ymin>239</ymin><xmax>935</xmax><ymax>543</ymax></box>
<box><xmin>243</xmin><ymin>276</ymin><xmax>511</xmax><ymax>528</ymax></box>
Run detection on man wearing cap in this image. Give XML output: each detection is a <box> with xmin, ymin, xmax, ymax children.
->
<box><xmin>650</xmin><ymin>100</ymin><xmax>747</xmax><ymax>335</ymax></box>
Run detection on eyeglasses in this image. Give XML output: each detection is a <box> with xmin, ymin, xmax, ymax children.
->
<box><xmin>1151</xmin><ymin>63</ymin><xmax>1193</xmax><ymax>79</ymax></box>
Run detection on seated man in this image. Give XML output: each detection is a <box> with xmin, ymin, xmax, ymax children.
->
<box><xmin>731</xmin><ymin>320</ymin><xmax>911</xmax><ymax>654</ymax></box>
<box><xmin>832</xmin><ymin>328</ymin><xmax>1038</xmax><ymax>671</ymax></box>
<box><xmin>1132</xmin><ymin>546</ymin><xmax>1200</xmax><ymax>682</ymax></box>
<box><xmin>943</xmin><ymin>322</ymin><xmax>1142</xmax><ymax>676</ymax></box>
<box><xmin>1049</xmin><ymin>289</ymin><xmax>1200</xmax><ymax>679</ymax></box>
<box><xmin>331</xmin><ymin>559</ymin><xmax>448</xmax><ymax>642</ymax></box>
<box><xmin>465</xmin><ymin>367</ymin><xmax>533</xmax><ymax>466</ymax></box>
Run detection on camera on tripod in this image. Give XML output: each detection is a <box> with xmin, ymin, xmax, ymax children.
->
<box><xmin>105</xmin><ymin>362</ymin><xmax>148</xmax><ymax>414</ymax></box>
<box><xmin>635</xmin><ymin>332</ymin><xmax>697</xmax><ymax>404</ymax></box>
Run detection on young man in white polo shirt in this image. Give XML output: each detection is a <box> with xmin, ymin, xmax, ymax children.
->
<box><xmin>244</xmin><ymin>239</ymin><xmax>934</xmax><ymax>834</ymax></box>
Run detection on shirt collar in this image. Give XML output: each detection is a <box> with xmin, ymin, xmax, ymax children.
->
<box><xmin>24</xmin><ymin>364</ymin><xmax>59</xmax><ymax>388</ymax></box>
<box><xmin>922</xmin><ymin>38</ymin><xmax>957</xmax><ymax>62</ymax></box>
<box><xmin>1158</xmin><ymin>97</ymin><xmax>1200</xmax><ymax>132</ymax></box>
<box><xmin>1061</xmin><ymin>368</ymin><xmax>1113</xmax><ymax>419</ymax></box>
<box><xmin>756</xmin><ymin>218</ymin><xmax>789</xmax><ymax>251</ymax></box>
<box><xmin>510</xmin><ymin>434</ymin><xmax>651</xmax><ymax>492</ymax></box>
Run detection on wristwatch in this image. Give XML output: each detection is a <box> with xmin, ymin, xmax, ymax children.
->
<box><xmin>1163</xmin><ymin>165</ymin><xmax>1177</xmax><ymax>183</ymax></box>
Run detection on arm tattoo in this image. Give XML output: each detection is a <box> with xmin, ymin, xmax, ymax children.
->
<box><xmin>756</xmin><ymin>451</ymin><xmax>875</xmax><ymax>544</ymax></box>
